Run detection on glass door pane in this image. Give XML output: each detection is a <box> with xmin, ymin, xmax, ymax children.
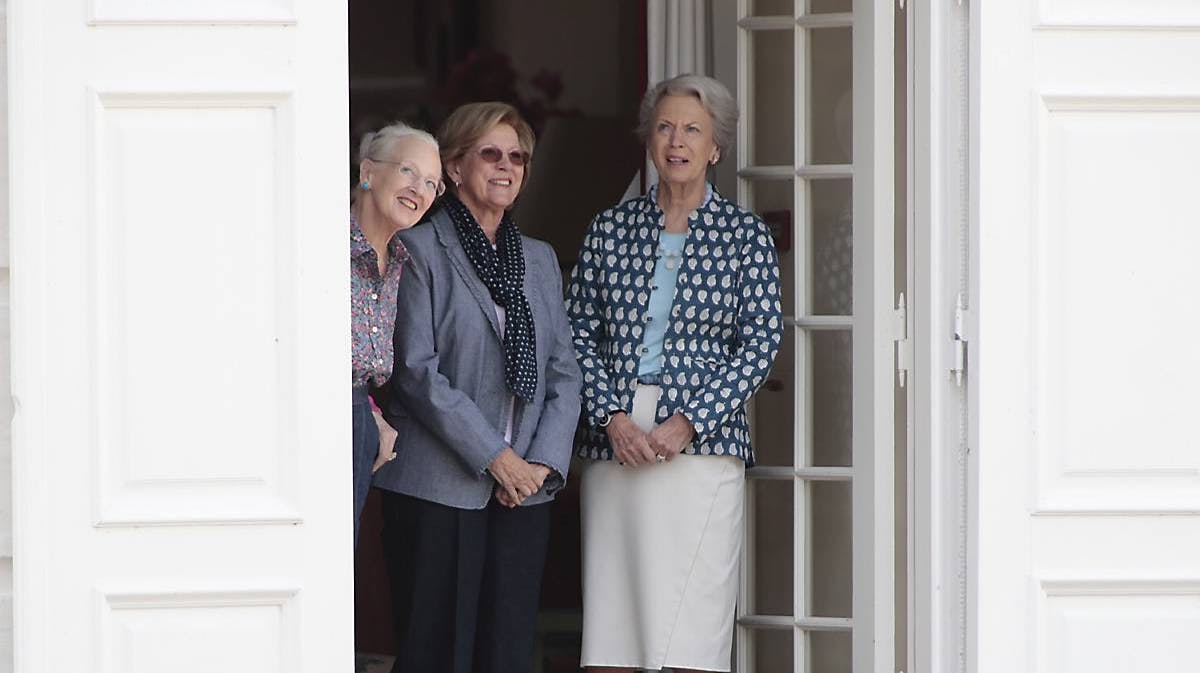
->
<box><xmin>725</xmin><ymin>0</ymin><xmax>894</xmax><ymax>671</ymax></box>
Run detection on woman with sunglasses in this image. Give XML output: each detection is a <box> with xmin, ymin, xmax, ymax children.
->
<box><xmin>372</xmin><ymin>102</ymin><xmax>582</xmax><ymax>673</ymax></box>
<box><xmin>349</xmin><ymin>121</ymin><xmax>442</xmax><ymax>546</ymax></box>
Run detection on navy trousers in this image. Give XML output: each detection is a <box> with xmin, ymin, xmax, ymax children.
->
<box><xmin>381</xmin><ymin>490</ymin><xmax>552</xmax><ymax>673</ymax></box>
<box><xmin>351</xmin><ymin>387</ymin><xmax>379</xmax><ymax>547</ymax></box>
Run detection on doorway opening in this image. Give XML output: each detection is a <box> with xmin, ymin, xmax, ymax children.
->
<box><xmin>347</xmin><ymin>2</ymin><xmax>911</xmax><ymax>672</ymax></box>
<box><xmin>348</xmin><ymin>2</ymin><xmax>643</xmax><ymax>671</ymax></box>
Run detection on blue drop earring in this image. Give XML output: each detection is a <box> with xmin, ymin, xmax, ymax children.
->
<box><xmin>361</xmin><ymin>180</ymin><xmax>370</xmax><ymax>190</ymax></box>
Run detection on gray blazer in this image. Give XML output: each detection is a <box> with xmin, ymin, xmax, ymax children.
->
<box><xmin>372</xmin><ymin>208</ymin><xmax>583</xmax><ymax>509</ymax></box>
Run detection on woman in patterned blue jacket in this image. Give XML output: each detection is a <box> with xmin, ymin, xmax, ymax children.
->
<box><xmin>566</xmin><ymin>74</ymin><xmax>783</xmax><ymax>673</ymax></box>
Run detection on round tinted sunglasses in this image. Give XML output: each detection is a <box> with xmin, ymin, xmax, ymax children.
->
<box><xmin>477</xmin><ymin>145</ymin><xmax>530</xmax><ymax>166</ymax></box>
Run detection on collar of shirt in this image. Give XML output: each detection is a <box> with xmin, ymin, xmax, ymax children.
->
<box><xmin>350</xmin><ymin>211</ymin><xmax>410</xmax><ymax>266</ymax></box>
<box><xmin>647</xmin><ymin>181</ymin><xmax>715</xmax><ymax>215</ymax></box>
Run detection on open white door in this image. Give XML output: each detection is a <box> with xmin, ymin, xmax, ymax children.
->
<box><xmin>713</xmin><ymin>1</ymin><xmax>894</xmax><ymax>671</ymax></box>
<box><xmin>9</xmin><ymin>1</ymin><xmax>350</xmax><ymax>671</ymax></box>
<box><xmin>974</xmin><ymin>2</ymin><xmax>1200</xmax><ymax>672</ymax></box>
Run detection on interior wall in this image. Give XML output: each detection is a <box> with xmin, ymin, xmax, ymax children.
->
<box><xmin>479</xmin><ymin>0</ymin><xmax>640</xmax><ymax>118</ymax></box>
<box><xmin>346</xmin><ymin>0</ymin><xmax>643</xmax><ymax>272</ymax></box>
<box><xmin>481</xmin><ymin>0</ymin><xmax>644</xmax><ymax>269</ymax></box>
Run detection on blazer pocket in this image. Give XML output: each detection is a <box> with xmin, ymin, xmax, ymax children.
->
<box><xmin>676</xmin><ymin>355</ymin><xmax>725</xmax><ymax>390</ymax></box>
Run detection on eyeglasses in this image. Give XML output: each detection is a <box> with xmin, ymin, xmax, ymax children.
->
<box><xmin>368</xmin><ymin>158</ymin><xmax>446</xmax><ymax>197</ymax></box>
<box><xmin>476</xmin><ymin>145</ymin><xmax>530</xmax><ymax>167</ymax></box>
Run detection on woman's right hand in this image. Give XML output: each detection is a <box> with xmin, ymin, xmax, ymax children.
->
<box><xmin>488</xmin><ymin>447</ymin><xmax>545</xmax><ymax>504</ymax></box>
<box><xmin>605</xmin><ymin>413</ymin><xmax>658</xmax><ymax>466</ymax></box>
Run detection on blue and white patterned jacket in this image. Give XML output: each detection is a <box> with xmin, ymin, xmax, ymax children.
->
<box><xmin>566</xmin><ymin>185</ymin><xmax>784</xmax><ymax>465</ymax></box>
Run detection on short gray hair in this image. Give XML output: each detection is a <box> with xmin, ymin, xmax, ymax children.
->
<box><xmin>357</xmin><ymin>121</ymin><xmax>439</xmax><ymax>163</ymax></box>
<box><xmin>636</xmin><ymin>74</ymin><xmax>738</xmax><ymax>163</ymax></box>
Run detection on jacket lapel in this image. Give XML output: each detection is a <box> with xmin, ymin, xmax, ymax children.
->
<box><xmin>430</xmin><ymin>212</ymin><xmax>503</xmax><ymax>341</ymax></box>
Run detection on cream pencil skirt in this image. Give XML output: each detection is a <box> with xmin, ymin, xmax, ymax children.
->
<box><xmin>580</xmin><ymin>384</ymin><xmax>745</xmax><ymax>672</ymax></box>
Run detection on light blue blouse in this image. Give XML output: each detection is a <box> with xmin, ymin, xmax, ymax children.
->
<box><xmin>638</xmin><ymin>231</ymin><xmax>688</xmax><ymax>375</ymax></box>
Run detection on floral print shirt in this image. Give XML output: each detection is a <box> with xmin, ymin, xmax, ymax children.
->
<box><xmin>351</xmin><ymin>212</ymin><xmax>410</xmax><ymax>389</ymax></box>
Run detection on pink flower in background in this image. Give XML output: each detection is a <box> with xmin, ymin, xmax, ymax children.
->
<box><xmin>441</xmin><ymin>49</ymin><xmax>579</xmax><ymax>133</ymax></box>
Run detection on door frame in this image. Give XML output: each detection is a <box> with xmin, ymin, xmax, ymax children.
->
<box><xmin>910</xmin><ymin>1</ymin><xmax>974</xmax><ymax>673</ymax></box>
<box><xmin>0</xmin><ymin>1</ymin><xmax>974</xmax><ymax>671</ymax></box>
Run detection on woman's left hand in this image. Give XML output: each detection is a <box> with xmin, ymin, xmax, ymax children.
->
<box><xmin>647</xmin><ymin>412</ymin><xmax>696</xmax><ymax>462</ymax></box>
<box><xmin>371</xmin><ymin>410</ymin><xmax>399</xmax><ymax>474</ymax></box>
<box><xmin>494</xmin><ymin>463</ymin><xmax>552</xmax><ymax>508</ymax></box>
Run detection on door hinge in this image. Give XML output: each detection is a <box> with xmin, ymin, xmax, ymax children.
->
<box><xmin>894</xmin><ymin>292</ymin><xmax>911</xmax><ymax>388</ymax></box>
<box><xmin>951</xmin><ymin>292</ymin><xmax>970</xmax><ymax>386</ymax></box>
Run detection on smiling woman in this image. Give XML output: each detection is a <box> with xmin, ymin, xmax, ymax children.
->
<box><xmin>349</xmin><ymin>122</ymin><xmax>443</xmax><ymax>546</ymax></box>
<box><xmin>371</xmin><ymin>102</ymin><xmax>582</xmax><ymax>673</ymax></box>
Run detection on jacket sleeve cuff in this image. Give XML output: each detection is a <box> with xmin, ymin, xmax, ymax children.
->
<box><xmin>476</xmin><ymin>440</ymin><xmax>510</xmax><ymax>478</ymax></box>
<box><xmin>585</xmin><ymin>393</ymin><xmax>622</xmax><ymax>428</ymax></box>
<box><xmin>681</xmin><ymin>401</ymin><xmax>719</xmax><ymax>442</ymax></box>
<box><xmin>531</xmin><ymin>463</ymin><xmax>567</xmax><ymax>497</ymax></box>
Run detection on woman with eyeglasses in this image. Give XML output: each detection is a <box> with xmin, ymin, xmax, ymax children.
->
<box><xmin>372</xmin><ymin>102</ymin><xmax>582</xmax><ymax>673</ymax></box>
<box><xmin>350</xmin><ymin>121</ymin><xmax>443</xmax><ymax>546</ymax></box>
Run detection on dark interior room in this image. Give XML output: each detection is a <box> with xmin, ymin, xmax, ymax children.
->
<box><xmin>351</xmin><ymin>2</ymin><xmax>646</xmax><ymax>671</ymax></box>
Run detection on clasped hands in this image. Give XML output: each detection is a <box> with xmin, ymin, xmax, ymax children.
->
<box><xmin>606</xmin><ymin>412</ymin><xmax>695</xmax><ymax>467</ymax></box>
<box><xmin>488</xmin><ymin>447</ymin><xmax>552</xmax><ymax>508</ymax></box>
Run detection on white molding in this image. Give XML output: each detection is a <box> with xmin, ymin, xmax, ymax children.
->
<box><xmin>1039</xmin><ymin>577</ymin><xmax>1200</xmax><ymax>595</ymax></box>
<box><xmin>9</xmin><ymin>0</ymin><xmax>53</xmax><ymax>669</ymax></box>
<box><xmin>912</xmin><ymin>0</ymin><xmax>973</xmax><ymax>672</ymax></box>
<box><xmin>1029</xmin><ymin>91</ymin><xmax>1200</xmax><ymax>516</ymax></box>
<box><xmin>738</xmin><ymin>164</ymin><xmax>855</xmax><ymax>180</ymax></box>
<box><xmin>97</xmin><ymin>583</ymin><xmax>299</xmax><ymax>608</ymax></box>
<box><xmin>84</xmin><ymin>86</ymin><xmax>304</xmax><ymax>528</ymax></box>
<box><xmin>1035</xmin><ymin>0</ymin><xmax>1200</xmax><ymax>31</ymax></box>
<box><xmin>851</xmin><ymin>2</ymin><xmax>895</xmax><ymax>673</ymax></box>
<box><xmin>1032</xmin><ymin>509</ymin><xmax>1200</xmax><ymax>517</ymax></box>
<box><xmin>87</xmin><ymin>0</ymin><xmax>295</xmax><ymax>26</ymax></box>
<box><xmin>1039</xmin><ymin>94</ymin><xmax>1200</xmax><ymax>110</ymax></box>
<box><xmin>96</xmin><ymin>585</ymin><xmax>300</xmax><ymax>673</ymax></box>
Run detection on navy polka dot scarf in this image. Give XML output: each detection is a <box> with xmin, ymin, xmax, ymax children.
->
<box><xmin>444</xmin><ymin>194</ymin><xmax>538</xmax><ymax>401</ymax></box>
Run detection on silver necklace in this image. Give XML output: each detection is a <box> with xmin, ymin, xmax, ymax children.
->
<box><xmin>658</xmin><ymin>245</ymin><xmax>683</xmax><ymax>271</ymax></box>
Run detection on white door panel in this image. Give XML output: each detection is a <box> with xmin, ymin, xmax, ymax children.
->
<box><xmin>9</xmin><ymin>1</ymin><xmax>349</xmax><ymax>671</ymax></box>
<box><xmin>974</xmin><ymin>2</ymin><xmax>1200</xmax><ymax>671</ymax></box>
